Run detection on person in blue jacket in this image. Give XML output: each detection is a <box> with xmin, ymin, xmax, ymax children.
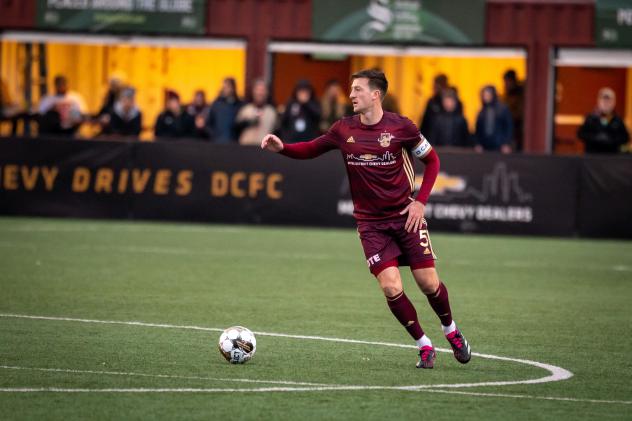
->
<box><xmin>474</xmin><ymin>85</ymin><xmax>513</xmax><ymax>154</ymax></box>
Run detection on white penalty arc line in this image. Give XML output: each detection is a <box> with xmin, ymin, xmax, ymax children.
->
<box><xmin>0</xmin><ymin>365</ymin><xmax>335</xmax><ymax>387</ymax></box>
<box><xmin>0</xmin><ymin>313</ymin><xmax>574</xmax><ymax>388</ymax></box>
<box><xmin>0</xmin><ymin>313</ymin><xmax>573</xmax><ymax>391</ymax></box>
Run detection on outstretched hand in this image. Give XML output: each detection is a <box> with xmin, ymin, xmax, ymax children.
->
<box><xmin>400</xmin><ymin>200</ymin><xmax>425</xmax><ymax>233</ymax></box>
<box><xmin>260</xmin><ymin>134</ymin><xmax>284</xmax><ymax>153</ymax></box>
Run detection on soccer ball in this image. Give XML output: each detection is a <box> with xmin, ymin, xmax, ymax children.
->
<box><xmin>218</xmin><ymin>326</ymin><xmax>256</xmax><ymax>364</ymax></box>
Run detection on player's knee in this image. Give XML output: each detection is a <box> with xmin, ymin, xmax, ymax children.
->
<box><xmin>413</xmin><ymin>269</ymin><xmax>439</xmax><ymax>294</ymax></box>
<box><xmin>419</xmin><ymin>278</ymin><xmax>439</xmax><ymax>295</ymax></box>
<box><xmin>381</xmin><ymin>283</ymin><xmax>402</xmax><ymax>297</ymax></box>
<box><xmin>376</xmin><ymin>269</ymin><xmax>403</xmax><ymax>297</ymax></box>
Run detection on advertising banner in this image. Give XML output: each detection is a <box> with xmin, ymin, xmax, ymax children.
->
<box><xmin>36</xmin><ymin>0</ymin><xmax>207</xmax><ymax>34</ymax></box>
<box><xmin>0</xmin><ymin>139</ymin><xmax>349</xmax><ymax>227</ymax></box>
<box><xmin>1</xmin><ymin>138</ymin><xmax>631</xmax><ymax>238</ymax></box>
<box><xmin>335</xmin><ymin>153</ymin><xmax>580</xmax><ymax>236</ymax></box>
<box><xmin>578</xmin><ymin>156</ymin><xmax>632</xmax><ymax>238</ymax></box>
<box><xmin>596</xmin><ymin>0</ymin><xmax>632</xmax><ymax>47</ymax></box>
<box><xmin>312</xmin><ymin>0</ymin><xmax>485</xmax><ymax>44</ymax></box>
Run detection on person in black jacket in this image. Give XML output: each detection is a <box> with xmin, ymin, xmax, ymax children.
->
<box><xmin>428</xmin><ymin>88</ymin><xmax>471</xmax><ymax>148</ymax></box>
<box><xmin>100</xmin><ymin>87</ymin><xmax>141</xmax><ymax>139</ymax></box>
<box><xmin>577</xmin><ymin>87</ymin><xmax>629</xmax><ymax>154</ymax></box>
<box><xmin>154</xmin><ymin>91</ymin><xmax>195</xmax><ymax>140</ymax></box>
<box><xmin>420</xmin><ymin>74</ymin><xmax>463</xmax><ymax>138</ymax></box>
<box><xmin>280</xmin><ymin>80</ymin><xmax>321</xmax><ymax>143</ymax></box>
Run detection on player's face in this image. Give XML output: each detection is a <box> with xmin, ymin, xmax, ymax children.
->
<box><xmin>350</xmin><ymin>78</ymin><xmax>378</xmax><ymax>114</ymax></box>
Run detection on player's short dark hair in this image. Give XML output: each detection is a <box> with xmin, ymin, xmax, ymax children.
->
<box><xmin>351</xmin><ymin>69</ymin><xmax>388</xmax><ymax>100</ymax></box>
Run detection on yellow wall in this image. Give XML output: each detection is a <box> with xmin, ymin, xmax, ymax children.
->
<box><xmin>351</xmin><ymin>55</ymin><xmax>527</xmax><ymax>131</ymax></box>
<box><xmin>1</xmin><ymin>40</ymin><xmax>245</xmax><ymax>139</ymax></box>
<box><xmin>1</xmin><ymin>41</ymin><xmax>26</xmax><ymax>108</ymax></box>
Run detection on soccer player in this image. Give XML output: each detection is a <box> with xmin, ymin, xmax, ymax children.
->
<box><xmin>261</xmin><ymin>69</ymin><xmax>470</xmax><ymax>369</ymax></box>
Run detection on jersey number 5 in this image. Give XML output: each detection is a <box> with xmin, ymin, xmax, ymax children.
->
<box><xmin>419</xmin><ymin>229</ymin><xmax>430</xmax><ymax>248</ymax></box>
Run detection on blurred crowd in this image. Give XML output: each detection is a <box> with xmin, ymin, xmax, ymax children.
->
<box><xmin>1</xmin><ymin>69</ymin><xmax>629</xmax><ymax>154</ymax></box>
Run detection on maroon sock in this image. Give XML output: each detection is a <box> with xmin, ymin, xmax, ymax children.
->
<box><xmin>386</xmin><ymin>291</ymin><xmax>424</xmax><ymax>341</ymax></box>
<box><xmin>426</xmin><ymin>282</ymin><xmax>453</xmax><ymax>327</ymax></box>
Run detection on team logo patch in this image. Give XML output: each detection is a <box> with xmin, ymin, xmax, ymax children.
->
<box><xmin>378</xmin><ymin>132</ymin><xmax>392</xmax><ymax>147</ymax></box>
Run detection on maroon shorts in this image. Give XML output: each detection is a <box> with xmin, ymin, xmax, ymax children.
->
<box><xmin>357</xmin><ymin>216</ymin><xmax>436</xmax><ymax>276</ymax></box>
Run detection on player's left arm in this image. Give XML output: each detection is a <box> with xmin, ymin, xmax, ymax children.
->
<box><xmin>400</xmin><ymin>123</ymin><xmax>440</xmax><ymax>233</ymax></box>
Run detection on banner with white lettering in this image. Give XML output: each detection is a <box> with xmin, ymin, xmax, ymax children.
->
<box><xmin>596</xmin><ymin>0</ymin><xmax>632</xmax><ymax>47</ymax></box>
<box><xmin>36</xmin><ymin>0</ymin><xmax>207</xmax><ymax>34</ymax></box>
<box><xmin>312</xmin><ymin>0</ymin><xmax>485</xmax><ymax>44</ymax></box>
<box><xmin>336</xmin><ymin>152</ymin><xmax>580</xmax><ymax>236</ymax></box>
<box><xmin>1</xmin><ymin>138</ymin><xmax>631</xmax><ymax>237</ymax></box>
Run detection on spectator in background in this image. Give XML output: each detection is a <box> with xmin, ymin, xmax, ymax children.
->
<box><xmin>154</xmin><ymin>91</ymin><xmax>195</xmax><ymax>140</ymax></box>
<box><xmin>320</xmin><ymin>79</ymin><xmax>351</xmax><ymax>133</ymax></box>
<box><xmin>206</xmin><ymin>77</ymin><xmax>243</xmax><ymax>143</ymax></box>
<box><xmin>428</xmin><ymin>87</ymin><xmax>471</xmax><ymax>148</ymax></box>
<box><xmin>38</xmin><ymin>75</ymin><xmax>86</xmax><ymax>137</ymax></box>
<box><xmin>420</xmin><ymin>74</ymin><xmax>462</xmax><ymax>137</ymax></box>
<box><xmin>186</xmin><ymin>90</ymin><xmax>210</xmax><ymax>139</ymax></box>
<box><xmin>1</xmin><ymin>78</ymin><xmax>23</xmax><ymax>132</ymax></box>
<box><xmin>382</xmin><ymin>92</ymin><xmax>400</xmax><ymax>114</ymax></box>
<box><xmin>100</xmin><ymin>87</ymin><xmax>142</xmax><ymax>139</ymax></box>
<box><xmin>502</xmin><ymin>69</ymin><xmax>525</xmax><ymax>151</ymax></box>
<box><xmin>577</xmin><ymin>88</ymin><xmax>629</xmax><ymax>154</ymax></box>
<box><xmin>235</xmin><ymin>78</ymin><xmax>277</xmax><ymax>146</ymax></box>
<box><xmin>370</xmin><ymin>67</ymin><xmax>400</xmax><ymax>114</ymax></box>
<box><xmin>280</xmin><ymin>79</ymin><xmax>321</xmax><ymax>143</ymax></box>
<box><xmin>97</xmin><ymin>74</ymin><xmax>125</xmax><ymax>118</ymax></box>
<box><xmin>474</xmin><ymin>85</ymin><xmax>513</xmax><ymax>153</ymax></box>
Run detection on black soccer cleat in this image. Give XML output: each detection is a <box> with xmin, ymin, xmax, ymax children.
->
<box><xmin>416</xmin><ymin>346</ymin><xmax>436</xmax><ymax>369</ymax></box>
<box><xmin>446</xmin><ymin>329</ymin><xmax>471</xmax><ymax>364</ymax></box>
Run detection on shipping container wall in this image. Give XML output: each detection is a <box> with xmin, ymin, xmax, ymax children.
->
<box><xmin>486</xmin><ymin>0</ymin><xmax>594</xmax><ymax>153</ymax></box>
<box><xmin>0</xmin><ymin>0</ymin><xmax>35</xmax><ymax>29</ymax></box>
<box><xmin>206</xmin><ymin>0</ymin><xmax>312</xmax><ymax>82</ymax></box>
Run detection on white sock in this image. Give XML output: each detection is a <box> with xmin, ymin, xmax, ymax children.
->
<box><xmin>415</xmin><ymin>334</ymin><xmax>433</xmax><ymax>349</ymax></box>
<box><xmin>442</xmin><ymin>320</ymin><xmax>457</xmax><ymax>335</ymax></box>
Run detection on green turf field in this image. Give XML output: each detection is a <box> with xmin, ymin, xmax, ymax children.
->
<box><xmin>0</xmin><ymin>217</ymin><xmax>630</xmax><ymax>420</ymax></box>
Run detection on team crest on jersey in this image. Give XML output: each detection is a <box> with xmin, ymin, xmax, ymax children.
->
<box><xmin>378</xmin><ymin>132</ymin><xmax>392</xmax><ymax>147</ymax></box>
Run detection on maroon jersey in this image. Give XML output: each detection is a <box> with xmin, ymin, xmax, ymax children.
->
<box><xmin>280</xmin><ymin>112</ymin><xmax>434</xmax><ymax>221</ymax></box>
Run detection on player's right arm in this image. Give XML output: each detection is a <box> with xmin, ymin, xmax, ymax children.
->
<box><xmin>260</xmin><ymin>123</ymin><xmax>340</xmax><ymax>159</ymax></box>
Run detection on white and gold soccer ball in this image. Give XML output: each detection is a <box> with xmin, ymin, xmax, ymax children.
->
<box><xmin>218</xmin><ymin>326</ymin><xmax>257</xmax><ymax>364</ymax></box>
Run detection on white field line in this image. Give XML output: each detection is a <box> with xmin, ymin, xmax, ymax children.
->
<box><xmin>0</xmin><ymin>365</ymin><xmax>334</xmax><ymax>387</ymax></box>
<box><xmin>0</xmin><ymin>240</ymin><xmax>630</xmax><ymax>271</ymax></box>
<box><xmin>0</xmin><ymin>224</ymin><xmax>252</xmax><ymax>234</ymax></box>
<box><xmin>0</xmin><ymin>313</ymin><xmax>573</xmax><ymax>390</ymax></box>
<box><xmin>0</xmin><ymin>242</ymin><xmax>345</xmax><ymax>262</ymax></box>
<box><xmin>0</xmin><ymin>385</ymin><xmax>631</xmax><ymax>406</ymax></box>
<box><xmin>3</xmin><ymin>314</ymin><xmax>630</xmax><ymax>405</ymax></box>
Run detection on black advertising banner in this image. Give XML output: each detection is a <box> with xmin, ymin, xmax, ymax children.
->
<box><xmin>596</xmin><ymin>0</ymin><xmax>632</xmax><ymax>47</ymax></box>
<box><xmin>36</xmin><ymin>0</ymin><xmax>207</xmax><ymax>34</ymax></box>
<box><xmin>127</xmin><ymin>141</ymin><xmax>349</xmax><ymax>226</ymax></box>
<box><xmin>0</xmin><ymin>138</ymin><xmax>349</xmax><ymax>227</ymax></box>
<box><xmin>312</xmin><ymin>0</ymin><xmax>485</xmax><ymax>44</ymax></box>
<box><xmin>423</xmin><ymin>154</ymin><xmax>580</xmax><ymax>236</ymax></box>
<box><xmin>1</xmin><ymin>138</ymin><xmax>632</xmax><ymax>238</ymax></box>
<box><xmin>335</xmin><ymin>152</ymin><xmax>580</xmax><ymax>236</ymax></box>
<box><xmin>578</xmin><ymin>156</ymin><xmax>632</xmax><ymax>238</ymax></box>
<box><xmin>0</xmin><ymin>139</ymin><xmax>134</xmax><ymax>218</ymax></box>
